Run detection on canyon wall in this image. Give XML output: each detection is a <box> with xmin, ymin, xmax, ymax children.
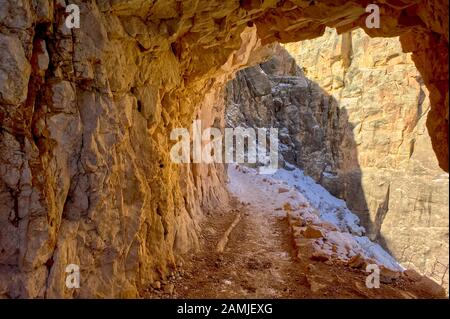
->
<box><xmin>226</xmin><ymin>29</ymin><xmax>449</xmax><ymax>288</ymax></box>
<box><xmin>0</xmin><ymin>0</ymin><xmax>448</xmax><ymax>297</ymax></box>
<box><xmin>283</xmin><ymin>30</ymin><xmax>449</xmax><ymax>287</ymax></box>
<box><xmin>0</xmin><ymin>0</ymin><xmax>271</xmax><ymax>298</ymax></box>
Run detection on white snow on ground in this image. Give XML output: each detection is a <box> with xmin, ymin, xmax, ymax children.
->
<box><xmin>272</xmin><ymin>167</ymin><xmax>365</xmax><ymax>236</ymax></box>
<box><xmin>227</xmin><ymin>164</ymin><xmax>403</xmax><ymax>271</ymax></box>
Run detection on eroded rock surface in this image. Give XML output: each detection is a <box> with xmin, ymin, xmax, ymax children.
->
<box><xmin>226</xmin><ymin>29</ymin><xmax>448</xmax><ymax>290</ymax></box>
<box><xmin>0</xmin><ymin>0</ymin><xmax>448</xmax><ymax>298</ymax></box>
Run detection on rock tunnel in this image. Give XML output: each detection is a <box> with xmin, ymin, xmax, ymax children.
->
<box><xmin>0</xmin><ymin>0</ymin><xmax>448</xmax><ymax>298</ymax></box>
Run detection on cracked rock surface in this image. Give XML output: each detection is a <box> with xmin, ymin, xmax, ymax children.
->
<box><xmin>0</xmin><ymin>0</ymin><xmax>448</xmax><ymax>298</ymax></box>
<box><xmin>226</xmin><ymin>29</ymin><xmax>448</xmax><ymax>289</ymax></box>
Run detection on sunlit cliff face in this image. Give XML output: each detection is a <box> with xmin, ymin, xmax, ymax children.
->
<box><xmin>226</xmin><ymin>29</ymin><xmax>449</xmax><ymax>292</ymax></box>
<box><xmin>0</xmin><ymin>0</ymin><xmax>447</xmax><ymax>297</ymax></box>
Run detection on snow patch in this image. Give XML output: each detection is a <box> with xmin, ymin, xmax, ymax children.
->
<box><xmin>227</xmin><ymin>164</ymin><xmax>403</xmax><ymax>271</ymax></box>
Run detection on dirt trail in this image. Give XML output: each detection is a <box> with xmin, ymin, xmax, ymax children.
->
<box><xmin>143</xmin><ymin>197</ymin><xmax>443</xmax><ymax>299</ymax></box>
<box><xmin>177</xmin><ymin>200</ymin><xmax>307</xmax><ymax>298</ymax></box>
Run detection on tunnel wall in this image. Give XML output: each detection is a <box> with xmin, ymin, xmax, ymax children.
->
<box><xmin>0</xmin><ymin>0</ymin><xmax>447</xmax><ymax>297</ymax></box>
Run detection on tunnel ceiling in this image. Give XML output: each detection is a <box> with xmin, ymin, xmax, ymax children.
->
<box><xmin>142</xmin><ymin>0</ymin><xmax>448</xmax><ymax>170</ymax></box>
<box><xmin>0</xmin><ymin>0</ymin><xmax>448</xmax><ymax>298</ymax></box>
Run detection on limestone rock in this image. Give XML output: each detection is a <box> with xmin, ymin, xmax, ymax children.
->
<box><xmin>277</xmin><ymin>187</ymin><xmax>289</xmax><ymax>193</ymax></box>
<box><xmin>164</xmin><ymin>283</ymin><xmax>175</xmax><ymax>295</ymax></box>
<box><xmin>0</xmin><ymin>0</ymin><xmax>448</xmax><ymax>298</ymax></box>
<box><xmin>226</xmin><ymin>29</ymin><xmax>448</xmax><ymax>292</ymax></box>
<box><xmin>0</xmin><ymin>34</ymin><xmax>31</xmax><ymax>105</ymax></box>
<box><xmin>303</xmin><ymin>226</ymin><xmax>325</xmax><ymax>239</ymax></box>
<box><xmin>311</xmin><ymin>251</ymin><xmax>330</xmax><ymax>262</ymax></box>
<box><xmin>347</xmin><ymin>254</ymin><xmax>367</xmax><ymax>269</ymax></box>
<box><xmin>379</xmin><ymin>266</ymin><xmax>401</xmax><ymax>284</ymax></box>
<box><xmin>283</xmin><ymin>29</ymin><xmax>449</xmax><ymax>290</ymax></box>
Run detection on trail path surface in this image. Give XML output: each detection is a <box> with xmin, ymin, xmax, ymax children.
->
<box><xmin>143</xmin><ymin>165</ymin><xmax>444</xmax><ymax>299</ymax></box>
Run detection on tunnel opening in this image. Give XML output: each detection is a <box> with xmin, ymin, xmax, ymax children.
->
<box><xmin>216</xmin><ymin>27</ymin><xmax>449</xmax><ymax>295</ymax></box>
<box><xmin>0</xmin><ymin>0</ymin><xmax>448</xmax><ymax>299</ymax></box>
<box><xmin>158</xmin><ymin>25</ymin><xmax>448</xmax><ymax>298</ymax></box>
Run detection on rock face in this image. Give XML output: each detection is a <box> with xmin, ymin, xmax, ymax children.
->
<box><xmin>225</xmin><ymin>29</ymin><xmax>449</xmax><ymax>289</ymax></box>
<box><xmin>0</xmin><ymin>1</ymin><xmax>271</xmax><ymax>298</ymax></box>
<box><xmin>0</xmin><ymin>0</ymin><xmax>448</xmax><ymax>298</ymax></box>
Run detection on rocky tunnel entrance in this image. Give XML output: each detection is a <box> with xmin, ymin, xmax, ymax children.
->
<box><xmin>0</xmin><ymin>0</ymin><xmax>448</xmax><ymax>298</ymax></box>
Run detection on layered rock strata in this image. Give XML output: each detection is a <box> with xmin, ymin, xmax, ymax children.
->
<box><xmin>0</xmin><ymin>0</ymin><xmax>448</xmax><ymax>297</ymax></box>
<box><xmin>225</xmin><ymin>29</ymin><xmax>448</xmax><ymax>290</ymax></box>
